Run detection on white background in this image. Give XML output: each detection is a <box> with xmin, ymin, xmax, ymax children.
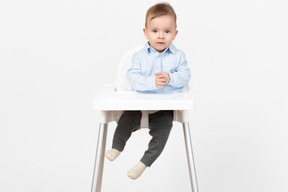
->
<box><xmin>1</xmin><ymin>0</ymin><xmax>288</xmax><ymax>192</ymax></box>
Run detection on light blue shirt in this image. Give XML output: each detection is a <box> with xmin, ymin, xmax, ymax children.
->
<box><xmin>127</xmin><ymin>42</ymin><xmax>191</xmax><ymax>93</ymax></box>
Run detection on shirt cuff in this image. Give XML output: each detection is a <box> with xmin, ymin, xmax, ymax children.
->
<box><xmin>167</xmin><ymin>73</ymin><xmax>174</xmax><ymax>86</ymax></box>
<box><xmin>148</xmin><ymin>75</ymin><xmax>158</xmax><ymax>89</ymax></box>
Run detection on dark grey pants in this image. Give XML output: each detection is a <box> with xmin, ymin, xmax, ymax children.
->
<box><xmin>112</xmin><ymin>110</ymin><xmax>173</xmax><ymax>167</ymax></box>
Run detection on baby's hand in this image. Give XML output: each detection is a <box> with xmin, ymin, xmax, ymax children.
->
<box><xmin>155</xmin><ymin>72</ymin><xmax>170</xmax><ymax>88</ymax></box>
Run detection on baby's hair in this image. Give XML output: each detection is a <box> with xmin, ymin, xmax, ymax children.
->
<box><xmin>145</xmin><ymin>2</ymin><xmax>177</xmax><ymax>28</ymax></box>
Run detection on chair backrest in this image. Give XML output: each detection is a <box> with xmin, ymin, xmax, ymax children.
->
<box><xmin>114</xmin><ymin>46</ymin><xmax>143</xmax><ymax>91</ymax></box>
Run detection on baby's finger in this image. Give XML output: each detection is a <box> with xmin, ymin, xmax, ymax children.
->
<box><xmin>157</xmin><ymin>80</ymin><xmax>164</xmax><ymax>85</ymax></box>
<box><xmin>155</xmin><ymin>72</ymin><xmax>164</xmax><ymax>76</ymax></box>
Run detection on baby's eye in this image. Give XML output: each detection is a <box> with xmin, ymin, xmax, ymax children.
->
<box><xmin>165</xmin><ymin>30</ymin><xmax>170</xmax><ymax>33</ymax></box>
<box><xmin>152</xmin><ymin>30</ymin><xmax>157</xmax><ymax>33</ymax></box>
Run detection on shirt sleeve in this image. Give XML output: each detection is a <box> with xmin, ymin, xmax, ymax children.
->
<box><xmin>127</xmin><ymin>54</ymin><xmax>158</xmax><ymax>91</ymax></box>
<box><xmin>167</xmin><ymin>52</ymin><xmax>191</xmax><ymax>88</ymax></box>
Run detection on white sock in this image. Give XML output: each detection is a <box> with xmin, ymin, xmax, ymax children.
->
<box><xmin>127</xmin><ymin>161</ymin><xmax>147</xmax><ymax>180</ymax></box>
<box><xmin>105</xmin><ymin>149</ymin><xmax>121</xmax><ymax>161</ymax></box>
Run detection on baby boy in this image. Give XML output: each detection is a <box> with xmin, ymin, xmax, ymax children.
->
<box><xmin>105</xmin><ymin>2</ymin><xmax>191</xmax><ymax>180</ymax></box>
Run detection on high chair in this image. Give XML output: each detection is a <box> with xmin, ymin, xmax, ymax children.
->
<box><xmin>91</xmin><ymin>46</ymin><xmax>199</xmax><ymax>192</ymax></box>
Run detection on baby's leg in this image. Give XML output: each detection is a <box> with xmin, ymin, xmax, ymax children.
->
<box><xmin>128</xmin><ymin>110</ymin><xmax>173</xmax><ymax>179</ymax></box>
<box><xmin>105</xmin><ymin>111</ymin><xmax>142</xmax><ymax>161</ymax></box>
<box><xmin>141</xmin><ymin>110</ymin><xmax>173</xmax><ymax>166</ymax></box>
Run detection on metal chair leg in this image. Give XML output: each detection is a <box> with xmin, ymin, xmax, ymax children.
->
<box><xmin>91</xmin><ymin>123</ymin><xmax>108</xmax><ymax>192</ymax></box>
<box><xmin>183</xmin><ymin>122</ymin><xmax>199</xmax><ymax>192</ymax></box>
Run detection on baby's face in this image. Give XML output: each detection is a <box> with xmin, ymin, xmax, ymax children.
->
<box><xmin>144</xmin><ymin>15</ymin><xmax>178</xmax><ymax>53</ymax></box>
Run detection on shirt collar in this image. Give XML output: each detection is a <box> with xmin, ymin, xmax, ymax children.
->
<box><xmin>144</xmin><ymin>42</ymin><xmax>176</xmax><ymax>55</ymax></box>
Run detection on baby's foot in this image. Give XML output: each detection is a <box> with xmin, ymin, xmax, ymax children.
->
<box><xmin>127</xmin><ymin>161</ymin><xmax>147</xmax><ymax>180</ymax></box>
<box><xmin>105</xmin><ymin>149</ymin><xmax>121</xmax><ymax>161</ymax></box>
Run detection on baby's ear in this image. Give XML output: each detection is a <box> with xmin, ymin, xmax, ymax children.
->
<box><xmin>143</xmin><ymin>28</ymin><xmax>148</xmax><ymax>39</ymax></box>
<box><xmin>174</xmin><ymin>30</ymin><xmax>178</xmax><ymax>40</ymax></box>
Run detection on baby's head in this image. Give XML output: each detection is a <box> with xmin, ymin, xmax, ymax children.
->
<box><xmin>144</xmin><ymin>3</ymin><xmax>178</xmax><ymax>53</ymax></box>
